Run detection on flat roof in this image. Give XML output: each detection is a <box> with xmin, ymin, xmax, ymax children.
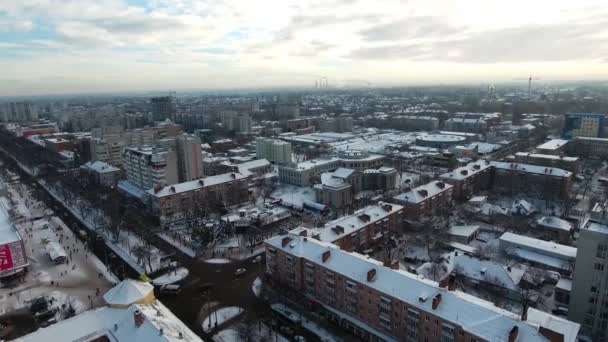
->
<box><xmin>148</xmin><ymin>172</ymin><xmax>248</xmax><ymax>197</ymax></box>
<box><xmin>0</xmin><ymin>197</ymin><xmax>20</xmax><ymax>245</ymax></box>
<box><xmin>394</xmin><ymin>180</ymin><xmax>453</xmax><ymax>204</ymax></box>
<box><xmin>416</xmin><ymin>134</ymin><xmax>466</xmax><ymax>143</ymax></box>
<box><xmin>266</xmin><ymin>234</ymin><xmax>578</xmax><ymax>342</ymax></box>
<box><xmin>499</xmin><ymin>232</ymin><xmax>577</xmax><ymax>260</ymax></box>
<box><xmin>536</xmin><ymin>139</ymin><xmax>569</xmax><ymax>150</ymax></box>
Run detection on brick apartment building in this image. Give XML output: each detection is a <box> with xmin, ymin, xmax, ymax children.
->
<box><xmin>265</xmin><ymin>233</ymin><xmax>579</xmax><ymax>342</ymax></box>
<box><xmin>147</xmin><ymin>172</ymin><xmax>249</xmax><ymax>227</ymax></box>
<box><xmin>393</xmin><ymin>181</ymin><xmax>453</xmax><ymax>221</ymax></box>
<box><xmin>440</xmin><ymin>160</ymin><xmax>493</xmax><ymax>201</ymax></box>
<box><xmin>303</xmin><ymin>202</ymin><xmax>403</xmax><ymax>252</ymax></box>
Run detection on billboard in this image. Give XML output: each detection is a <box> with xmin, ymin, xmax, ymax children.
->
<box><xmin>0</xmin><ymin>244</ymin><xmax>14</xmax><ymax>271</ymax></box>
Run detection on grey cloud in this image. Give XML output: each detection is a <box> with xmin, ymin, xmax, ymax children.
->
<box><xmin>349</xmin><ymin>19</ymin><xmax>608</xmax><ymax>63</ymax></box>
<box><xmin>359</xmin><ymin>16</ymin><xmax>464</xmax><ymax>42</ymax></box>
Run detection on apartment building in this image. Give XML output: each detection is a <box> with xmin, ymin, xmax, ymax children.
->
<box><xmin>393</xmin><ymin>181</ymin><xmax>453</xmax><ymax>221</ymax></box>
<box><xmin>491</xmin><ymin>162</ymin><xmax>572</xmax><ymax>200</ymax></box>
<box><xmin>122</xmin><ymin>146</ymin><xmax>178</xmax><ymax>190</ymax></box>
<box><xmin>309</xmin><ymin>202</ymin><xmax>403</xmax><ymax>252</ymax></box>
<box><xmin>91</xmin><ymin>138</ymin><xmax>125</xmax><ymax>167</ymax></box>
<box><xmin>362</xmin><ymin>167</ymin><xmax>398</xmax><ymax>192</ymax></box>
<box><xmin>82</xmin><ymin>160</ymin><xmax>122</xmax><ymax>187</ymax></box>
<box><xmin>147</xmin><ymin>172</ymin><xmax>249</xmax><ymax>227</ymax></box>
<box><xmin>569</xmin><ymin>221</ymin><xmax>608</xmax><ymax>341</ymax></box>
<box><xmin>256</xmin><ymin>137</ymin><xmax>292</xmax><ymax>164</ymax></box>
<box><xmin>512</xmin><ymin>152</ymin><xmax>579</xmax><ymax>173</ymax></box>
<box><xmin>444</xmin><ymin>118</ymin><xmax>488</xmax><ymax>133</ymax></box>
<box><xmin>570</xmin><ymin>137</ymin><xmax>608</xmax><ymax>159</ymax></box>
<box><xmin>439</xmin><ymin>160</ymin><xmax>494</xmax><ymax>202</ymax></box>
<box><xmin>562</xmin><ymin>113</ymin><xmax>605</xmax><ymax>139</ymax></box>
<box><xmin>391</xmin><ymin>115</ymin><xmax>439</xmax><ymax>131</ymax></box>
<box><xmin>0</xmin><ymin>101</ymin><xmax>38</xmax><ymax>122</ymax></box>
<box><xmin>151</xmin><ymin>96</ymin><xmax>174</xmax><ymax>121</ymax></box>
<box><xmin>175</xmin><ymin>134</ymin><xmax>204</xmax><ymax>182</ymax></box>
<box><xmin>265</xmin><ymin>233</ymin><xmax>579</xmax><ymax>342</ymax></box>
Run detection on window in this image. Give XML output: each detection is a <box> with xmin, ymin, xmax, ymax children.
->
<box><xmin>598</xmin><ymin>244</ymin><xmax>608</xmax><ymax>259</ymax></box>
<box><xmin>595</xmin><ymin>263</ymin><xmax>605</xmax><ymax>271</ymax></box>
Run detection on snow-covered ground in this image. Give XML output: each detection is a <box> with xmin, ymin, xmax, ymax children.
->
<box><xmin>0</xmin><ymin>179</ymin><xmax>114</xmax><ymax>322</ymax></box>
<box><xmin>152</xmin><ymin>267</ymin><xmax>189</xmax><ymax>286</ymax></box>
<box><xmin>157</xmin><ymin>232</ymin><xmax>197</xmax><ymax>258</ymax></box>
<box><xmin>202</xmin><ymin>306</ymin><xmax>244</xmax><ymax>333</ymax></box>
<box><xmin>271</xmin><ymin>184</ymin><xmax>315</xmax><ymax>209</ymax></box>
<box><xmin>41</xmin><ymin>180</ymin><xmax>164</xmax><ymax>274</ymax></box>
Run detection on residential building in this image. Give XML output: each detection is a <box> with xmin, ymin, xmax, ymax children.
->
<box><xmin>491</xmin><ymin>162</ymin><xmax>572</xmax><ymax>200</ymax></box>
<box><xmin>307</xmin><ymin>202</ymin><xmax>403</xmax><ymax>252</ymax></box>
<box><xmin>336</xmin><ymin>150</ymin><xmax>384</xmax><ymax>171</ymax></box>
<box><xmin>562</xmin><ymin>113</ymin><xmax>606</xmax><ymax>139</ymax></box>
<box><xmin>220</xmin><ymin>110</ymin><xmax>252</xmax><ymax>133</ymax></box>
<box><xmin>393</xmin><ymin>180</ymin><xmax>453</xmax><ymax>221</ymax></box>
<box><xmin>256</xmin><ymin>137</ymin><xmax>292</xmax><ymax>164</ymax></box>
<box><xmin>569</xmin><ymin>137</ymin><xmax>608</xmax><ymax>159</ymax></box>
<box><xmin>362</xmin><ymin>167</ymin><xmax>397</xmax><ymax>191</ymax></box>
<box><xmin>439</xmin><ymin>160</ymin><xmax>494</xmax><ymax>201</ymax></box>
<box><xmin>535</xmin><ymin>216</ymin><xmax>573</xmax><ymax>243</ymax></box>
<box><xmin>81</xmin><ymin>160</ymin><xmax>122</xmax><ymax>187</ymax></box>
<box><xmin>536</xmin><ymin>139</ymin><xmax>569</xmax><ymax>155</ymax></box>
<box><xmin>122</xmin><ymin>146</ymin><xmax>178</xmax><ymax>190</ymax></box>
<box><xmin>591</xmin><ymin>201</ymin><xmax>608</xmax><ymax>225</ymax></box>
<box><xmin>391</xmin><ymin>116</ymin><xmax>439</xmax><ymax>131</ymax></box>
<box><xmin>512</xmin><ymin>152</ymin><xmax>579</xmax><ymax>173</ymax></box>
<box><xmin>90</xmin><ymin>138</ymin><xmax>124</xmax><ymax>167</ymax></box>
<box><xmin>569</xmin><ymin>221</ymin><xmax>608</xmax><ymax>341</ymax></box>
<box><xmin>0</xmin><ymin>101</ymin><xmax>38</xmax><ymax>122</ymax></box>
<box><xmin>147</xmin><ymin>172</ymin><xmax>249</xmax><ymax>227</ymax></box>
<box><xmin>15</xmin><ymin>279</ymin><xmax>202</xmax><ymax>342</ymax></box>
<box><xmin>444</xmin><ymin>118</ymin><xmax>488</xmax><ymax>133</ymax></box>
<box><xmin>175</xmin><ymin>134</ymin><xmax>204</xmax><ymax>182</ymax></box>
<box><xmin>151</xmin><ymin>96</ymin><xmax>174</xmax><ymax>121</ymax></box>
<box><xmin>314</xmin><ymin>172</ymin><xmax>354</xmax><ymax>211</ymax></box>
<box><xmin>236</xmin><ymin>159</ymin><xmax>272</xmax><ymax>176</ymax></box>
<box><xmin>67</xmin><ymin>105</ymin><xmax>125</xmax><ymax>131</ymax></box>
<box><xmin>499</xmin><ymin>232</ymin><xmax>576</xmax><ymax>274</ymax></box>
<box><xmin>265</xmin><ymin>233</ymin><xmax>580</xmax><ymax>342</ymax></box>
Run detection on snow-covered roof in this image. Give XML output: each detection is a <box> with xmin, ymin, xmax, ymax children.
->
<box><xmin>318</xmin><ymin>172</ymin><xmax>350</xmax><ymax>189</ymax></box>
<box><xmin>0</xmin><ymin>197</ymin><xmax>20</xmax><ymax>245</ymax></box>
<box><xmin>469</xmin><ymin>196</ymin><xmax>487</xmax><ymax>203</ymax></box>
<box><xmin>536</xmin><ymin>216</ymin><xmax>573</xmax><ymax>232</ymax></box>
<box><xmin>417</xmin><ymin>134</ymin><xmax>466</xmax><ymax>143</ymax></box>
<box><xmin>491</xmin><ymin>161</ymin><xmax>572</xmax><ymax>178</ymax></box>
<box><xmin>314</xmin><ymin>202</ymin><xmax>403</xmax><ymax>243</ymax></box>
<box><xmin>448</xmin><ymin>225</ymin><xmax>480</xmax><ymax>238</ymax></box>
<box><xmin>527</xmin><ymin>308</ymin><xmax>580</xmax><ymax>342</ymax></box>
<box><xmin>148</xmin><ymin>172</ymin><xmax>248</xmax><ymax>198</ymax></box>
<box><xmin>332</xmin><ymin>167</ymin><xmax>355</xmax><ymax>179</ymax></box>
<box><xmin>394</xmin><ymin>181</ymin><xmax>453</xmax><ymax>204</ymax></box>
<box><xmin>15</xmin><ymin>301</ymin><xmax>202</xmax><ymax>342</ymax></box>
<box><xmin>440</xmin><ymin>160</ymin><xmax>493</xmax><ymax>181</ymax></box>
<box><xmin>499</xmin><ymin>232</ymin><xmax>577</xmax><ymax>260</ymax></box>
<box><xmin>266</xmin><ymin>234</ymin><xmax>576</xmax><ymax>342</ymax></box>
<box><xmin>103</xmin><ymin>280</ymin><xmax>153</xmax><ymax>306</ymax></box>
<box><xmin>237</xmin><ymin>158</ymin><xmax>270</xmax><ymax>171</ymax></box>
<box><xmin>515</xmin><ymin>152</ymin><xmax>578</xmax><ymax>162</ymax></box>
<box><xmin>293</xmin><ymin>158</ymin><xmax>339</xmax><ymax>171</ymax></box>
<box><xmin>448</xmin><ymin>253</ymin><xmax>525</xmax><ymax>290</ymax></box>
<box><xmin>84</xmin><ymin>160</ymin><xmax>120</xmax><ymax>173</ymax></box>
<box><xmin>536</xmin><ymin>139</ymin><xmax>569</xmax><ymax>151</ymax></box>
<box><xmin>556</xmin><ymin>277</ymin><xmax>572</xmax><ymax>292</ymax></box>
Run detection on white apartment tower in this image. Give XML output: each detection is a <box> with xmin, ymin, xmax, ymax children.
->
<box><xmin>122</xmin><ymin>146</ymin><xmax>178</xmax><ymax>190</ymax></box>
<box><xmin>256</xmin><ymin>137</ymin><xmax>292</xmax><ymax>164</ymax></box>
<box><xmin>175</xmin><ymin>133</ymin><xmax>204</xmax><ymax>182</ymax></box>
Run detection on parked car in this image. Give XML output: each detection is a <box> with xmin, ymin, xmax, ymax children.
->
<box><xmin>234</xmin><ymin>268</ymin><xmax>247</xmax><ymax>277</ymax></box>
<box><xmin>252</xmin><ymin>256</ymin><xmax>262</xmax><ymax>264</ymax></box>
<box><xmin>159</xmin><ymin>284</ymin><xmax>182</xmax><ymax>295</ymax></box>
<box><xmin>552</xmin><ymin>306</ymin><xmax>568</xmax><ymax>316</ymax></box>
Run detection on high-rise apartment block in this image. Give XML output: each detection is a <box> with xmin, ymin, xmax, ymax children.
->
<box><xmin>562</xmin><ymin>113</ymin><xmax>606</xmax><ymax>139</ymax></box>
<box><xmin>256</xmin><ymin>138</ymin><xmax>292</xmax><ymax>164</ymax></box>
<box><xmin>0</xmin><ymin>102</ymin><xmax>38</xmax><ymax>123</ymax></box>
<box><xmin>122</xmin><ymin>146</ymin><xmax>178</xmax><ymax>190</ymax></box>
<box><xmin>569</xmin><ymin>221</ymin><xmax>608</xmax><ymax>340</ymax></box>
<box><xmin>151</xmin><ymin>96</ymin><xmax>175</xmax><ymax>121</ymax></box>
<box><xmin>175</xmin><ymin>134</ymin><xmax>204</xmax><ymax>182</ymax></box>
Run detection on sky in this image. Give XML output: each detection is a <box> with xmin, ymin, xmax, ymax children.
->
<box><xmin>1</xmin><ymin>0</ymin><xmax>608</xmax><ymax>96</ymax></box>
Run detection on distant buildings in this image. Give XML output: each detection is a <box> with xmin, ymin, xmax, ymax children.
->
<box><xmin>220</xmin><ymin>110</ymin><xmax>252</xmax><ymax>133</ymax></box>
<box><xmin>175</xmin><ymin>134</ymin><xmax>204</xmax><ymax>182</ymax></box>
<box><xmin>122</xmin><ymin>146</ymin><xmax>178</xmax><ymax>190</ymax></box>
<box><xmin>0</xmin><ymin>101</ymin><xmax>38</xmax><ymax>122</ymax></box>
<box><xmin>391</xmin><ymin>116</ymin><xmax>439</xmax><ymax>131</ymax></box>
<box><xmin>319</xmin><ymin>115</ymin><xmax>354</xmax><ymax>133</ymax></box>
<box><xmin>569</xmin><ymin>221</ymin><xmax>608</xmax><ymax>341</ymax></box>
<box><xmin>512</xmin><ymin>152</ymin><xmax>579</xmax><ymax>173</ymax></box>
<box><xmin>256</xmin><ymin>137</ymin><xmax>292</xmax><ymax>164</ymax></box>
<box><xmin>445</xmin><ymin>118</ymin><xmax>488</xmax><ymax>133</ymax></box>
<box><xmin>569</xmin><ymin>137</ymin><xmax>608</xmax><ymax>159</ymax></box>
<box><xmin>562</xmin><ymin>113</ymin><xmax>606</xmax><ymax>139</ymax></box>
<box><xmin>151</xmin><ymin>96</ymin><xmax>175</xmax><ymax>121</ymax></box>
<box><xmin>265</xmin><ymin>232</ymin><xmax>579</xmax><ymax>342</ymax></box>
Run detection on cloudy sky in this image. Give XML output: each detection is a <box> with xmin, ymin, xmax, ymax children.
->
<box><xmin>1</xmin><ymin>0</ymin><xmax>607</xmax><ymax>95</ymax></box>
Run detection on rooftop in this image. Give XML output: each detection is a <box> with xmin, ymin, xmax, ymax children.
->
<box><xmin>440</xmin><ymin>160</ymin><xmax>493</xmax><ymax>181</ymax></box>
<box><xmin>83</xmin><ymin>160</ymin><xmax>121</xmax><ymax>173</ymax></box>
<box><xmin>266</xmin><ymin>234</ymin><xmax>579</xmax><ymax>342</ymax></box>
<box><xmin>148</xmin><ymin>172</ymin><xmax>248</xmax><ymax>197</ymax></box>
<box><xmin>394</xmin><ymin>181</ymin><xmax>453</xmax><ymax>204</ymax></box>
<box><xmin>491</xmin><ymin>161</ymin><xmax>572</xmax><ymax>178</ymax></box>
<box><xmin>416</xmin><ymin>134</ymin><xmax>466</xmax><ymax>143</ymax></box>
<box><xmin>499</xmin><ymin>232</ymin><xmax>577</xmax><ymax>260</ymax></box>
<box><xmin>0</xmin><ymin>197</ymin><xmax>21</xmax><ymax>245</ymax></box>
<box><xmin>515</xmin><ymin>152</ymin><xmax>578</xmax><ymax>162</ymax></box>
<box><xmin>536</xmin><ymin>139</ymin><xmax>569</xmax><ymax>151</ymax></box>
<box><xmin>536</xmin><ymin>216</ymin><xmax>573</xmax><ymax>232</ymax></box>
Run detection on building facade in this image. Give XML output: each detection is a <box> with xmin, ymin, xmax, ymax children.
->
<box><xmin>175</xmin><ymin>134</ymin><xmax>204</xmax><ymax>182</ymax></box>
<box><xmin>122</xmin><ymin>146</ymin><xmax>178</xmax><ymax>190</ymax></box>
<box><xmin>562</xmin><ymin>113</ymin><xmax>606</xmax><ymax>139</ymax></box>
<box><xmin>393</xmin><ymin>181</ymin><xmax>453</xmax><ymax>221</ymax></box>
<box><xmin>256</xmin><ymin>137</ymin><xmax>292</xmax><ymax>164</ymax></box>
<box><xmin>151</xmin><ymin>96</ymin><xmax>174</xmax><ymax>121</ymax></box>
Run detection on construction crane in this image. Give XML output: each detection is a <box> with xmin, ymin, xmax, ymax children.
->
<box><xmin>513</xmin><ymin>75</ymin><xmax>540</xmax><ymax>99</ymax></box>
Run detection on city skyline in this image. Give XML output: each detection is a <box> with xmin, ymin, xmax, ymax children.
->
<box><xmin>2</xmin><ymin>0</ymin><xmax>608</xmax><ymax>96</ymax></box>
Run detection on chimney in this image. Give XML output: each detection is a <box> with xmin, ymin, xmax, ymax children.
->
<box><xmin>231</xmin><ymin>173</ymin><xmax>236</xmax><ymax>179</ymax></box>
<box><xmin>367</xmin><ymin>269</ymin><xmax>376</xmax><ymax>282</ymax></box>
<box><xmin>170</xmin><ymin>186</ymin><xmax>176</xmax><ymax>192</ymax></box>
<box><xmin>281</xmin><ymin>237</ymin><xmax>292</xmax><ymax>247</ymax></box>
<box><xmin>322</xmin><ymin>250</ymin><xmax>331</xmax><ymax>263</ymax></box>
<box><xmin>159</xmin><ymin>328</ymin><xmax>164</xmax><ymax>336</ymax></box>
<box><xmin>432</xmin><ymin>293</ymin><xmax>442</xmax><ymax>310</ymax></box>
<box><xmin>198</xmin><ymin>179</ymin><xmax>205</xmax><ymax>186</ymax></box>
<box><xmin>508</xmin><ymin>326</ymin><xmax>519</xmax><ymax>342</ymax></box>
<box><xmin>154</xmin><ymin>186</ymin><xmax>162</xmax><ymax>193</ymax></box>
<box><xmin>521</xmin><ymin>303</ymin><xmax>528</xmax><ymax>321</ymax></box>
<box><xmin>134</xmin><ymin>309</ymin><xmax>145</xmax><ymax>327</ymax></box>
<box><xmin>299</xmin><ymin>230</ymin><xmax>307</xmax><ymax>237</ymax></box>
<box><xmin>448</xmin><ymin>274</ymin><xmax>456</xmax><ymax>291</ymax></box>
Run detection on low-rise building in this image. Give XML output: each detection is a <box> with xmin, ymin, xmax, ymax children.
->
<box><xmin>535</xmin><ymin>216</ymin><xmax>573</xmax><ymax>243</ymax></box>
<box><xmin>147</xmin><ymin>172</ymin><xmax>249</xmax><ymax>227</ymax></box>
<box><xmin>81</xmin><ymin>160</ymin><xmax>122</xmax><ymax>187</ymax></box>
<box><xmin>393</xmin><ymin>180</ymin><xmax>453</xmax><ymax>221</ymax></box>
<box><xmin>362</xmin><ymin>167</ymin><xmax>397</xmax><ymax>191</ymax></box>
<box><xmin>440</xmin><ymin>160</ymin><xmax>494</xmax><ymax>201</ymax></box>
<box><xmin>536</xmin><ymin>139</ymin><xmax>569</xmax><ymax>155</ymax></box>
<box><xmin>0</xmin><ymin>200</ymin><xmax>28</xmax><ymax>280</ymax></box>
<box><xmin>513</xmin><ymin>152</ymin><xmax>579</xmax><ymax>173</ymax></box>
<box><xmin>499</xmin><ymin>232</ymin><xmax>576</xmax><ymax>274</ymax></box>
<box><xmin>569</xmin><ymin>136</ymin><xmax>608</xmax><ymax>159</ymax></box>
<box><xmin>448</xmin><ymin>225</ymin><xmax>480</xmax><ymax>244</ymax></box>
<box><xmin>265</xmin><ymin>233</ymin><xmax>579</xmax><ymax>342</ymax></box>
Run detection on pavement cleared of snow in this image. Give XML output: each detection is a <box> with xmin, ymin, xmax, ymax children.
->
<box><xmin>204</xmin><ymin>258</ymin><xmax>232</xmax><ymax>264</ymax></box>
<box><xmin>202</xmin><ymin>306</ymin><xmax>244</xmax><ymax>333</ymax></box>
<box><xmin>152</xmin><ymin>267</ymin><xmax>189</xmax><ymax>286</ymax></box>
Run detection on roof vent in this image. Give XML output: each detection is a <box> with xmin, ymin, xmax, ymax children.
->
<box><xmin>508</xmin><ymin>326</ymin><xmax>519</xmax><ymax>342</ymax></box>
<box><xmin>367</xmin><ymin>269</ymin><xmax>377</xmax><ymax>282</ymax></box>
<box><xmin>436</xmin><ymin>181</ymin><xmax>445</xmax><ymax>189</ymax></box>
<box><xmin>170</xmin><ymin>186</ymin><xmax>176</xmax><ymax>192</ymax></box>
<box><xmin>417</xmin><ymin>189</ymin><xmax>428</xmax><ymax>197</ymax></box>
<box><xmin>281</xmin><ymin>236</ymin><xmax>292</xmax><ymax>247</ymax></box>
<box><xmin>322</xmin><ymin>251</ymin><xmax>331</xmax><ymax>263</ymax></box>
<box><xmin>432</xmin><ymin>293</ymin><xmax>442</xmax><ymax>310</ymax></box>
<box><xmin>460</xmin><ymin>170</ymin><xmax>468</xmax><ymax>176</ymax></box>
<box><xmin>358</xmin><ymin>214</ymin><xmax>371</xmax><ymax>222</ymax></box>
<box><xmin>419</xmin><ymin>292</ymin><xmax>429</xmax><ymax>302</ymax></box>
<box><xmin>332</xmin><ymin>225</ymin><xmax>345</xmax><ymax>235</ymax></box>
<box><xmin>134</xmin><ymin>309</ymin><xmax>145</xmax><ymax>328</ymax></box>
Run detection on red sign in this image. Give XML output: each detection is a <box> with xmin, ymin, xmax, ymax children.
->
<box><xmin>0</xmin><ymin>245</ymin><xmax>14</xmax><ymax>271</ymax></box>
